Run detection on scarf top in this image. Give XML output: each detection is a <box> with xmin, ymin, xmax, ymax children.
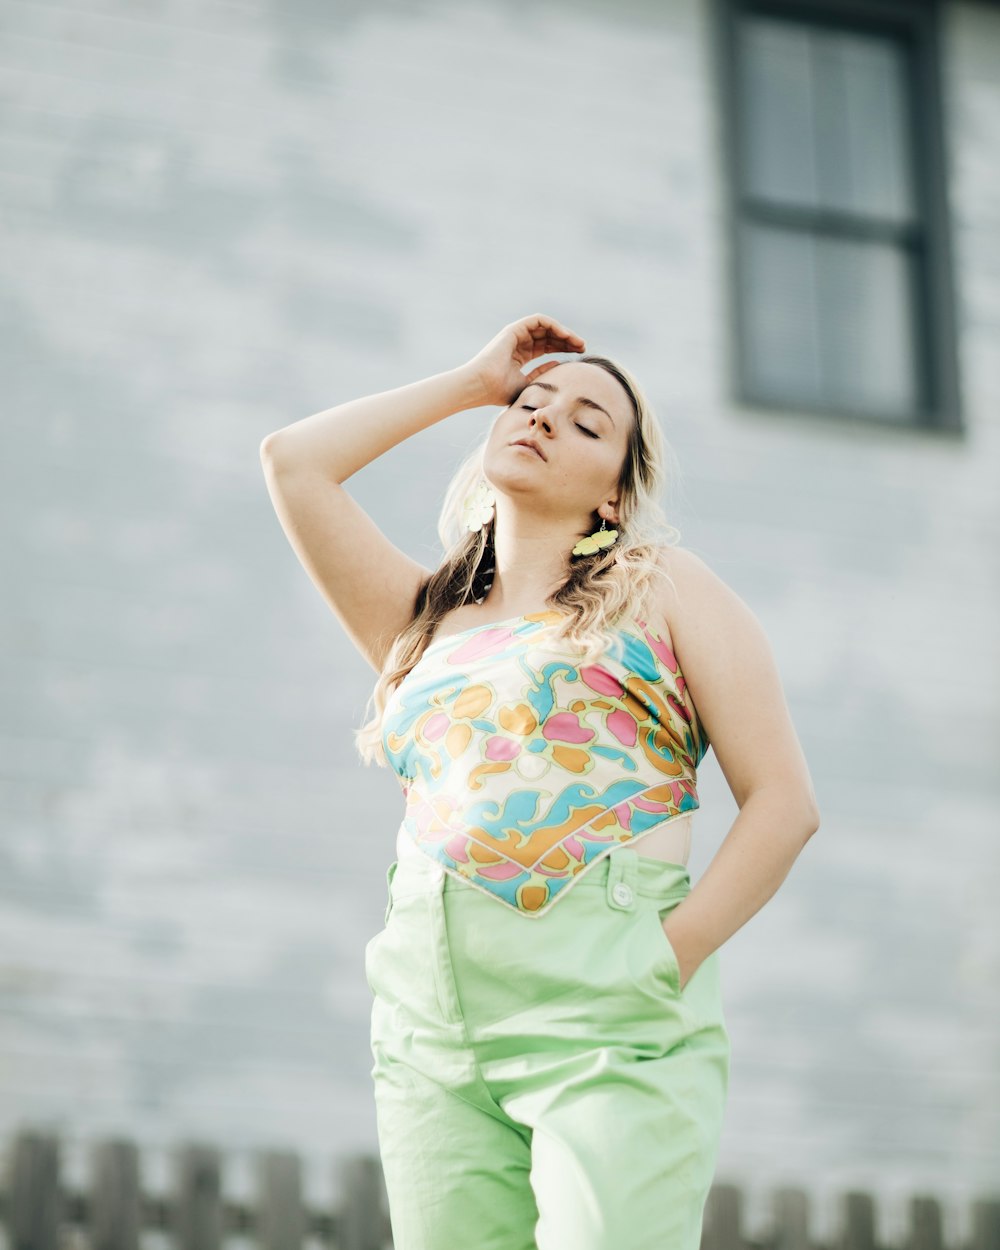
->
<box><xmin>381</xmin><ymin>608</ymin><xmax>709</xmax><ymax>917</ymax></box>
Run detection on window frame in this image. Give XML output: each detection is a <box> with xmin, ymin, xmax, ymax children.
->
<box><xmin>713</xmin><ymin>0</ymin><xmax>963</xmax><ymax>433</ymax></box>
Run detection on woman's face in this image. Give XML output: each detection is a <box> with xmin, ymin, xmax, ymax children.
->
<box><xmin>484</xmin><ymin>361</ymin><xmax>635</xmax><ymax>522</ymax></box>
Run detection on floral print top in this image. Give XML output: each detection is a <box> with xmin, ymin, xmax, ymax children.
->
<box><xmin>381</xmin><ymin>608</ymin><xmax>709</xmax><ymax>917</ymax></box>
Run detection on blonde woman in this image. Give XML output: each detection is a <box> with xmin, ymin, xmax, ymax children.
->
<box><xmin>260</xmin><ymin>312</ymin><xmax>820</xmax><ymax>1250</ymax></box>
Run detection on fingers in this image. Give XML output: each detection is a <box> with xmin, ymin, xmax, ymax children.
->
<box><xmin>514</xmin><ymin>312</ymin><xmax>586</xmax><ymax>356</ymax></box>
<box><xmin>526</xmin><ymin>312</ymin><xmax>585</xmax><ymax>347</ymax></box>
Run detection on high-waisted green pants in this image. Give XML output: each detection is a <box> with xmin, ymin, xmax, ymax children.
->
<box><xmin>364</xmin><ymin>842</ymin><xmax>731</xmax><ymax>1250</ymax></box>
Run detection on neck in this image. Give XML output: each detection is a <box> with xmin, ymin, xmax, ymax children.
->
<box><xmin>482</xmin><ymin>521</ymin><xmax>575</xmax><ymax>613</ymax></box>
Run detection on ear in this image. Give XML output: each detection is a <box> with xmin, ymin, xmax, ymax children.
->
<box><xmin>599</xmin><ymin>500</ymin><xmax>621</xmax><ymax>528</ymax></box>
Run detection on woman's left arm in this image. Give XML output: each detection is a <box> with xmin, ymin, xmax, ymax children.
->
<box><xmin>658</xmin><ymin>548</ymin><xmax>822</xmax><ymax>989</ymax></box>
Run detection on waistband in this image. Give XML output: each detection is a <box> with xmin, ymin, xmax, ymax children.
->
<box><xmin>392</xmin><ymin>822</ymin><xmax>692</xmax><ymax>912</ymax></box>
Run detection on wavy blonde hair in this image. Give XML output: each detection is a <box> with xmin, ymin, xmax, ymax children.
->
<box><xmin>353</xmin><ymin>354</ymin><xmax>684</xmax><ymax>767</ymax></box>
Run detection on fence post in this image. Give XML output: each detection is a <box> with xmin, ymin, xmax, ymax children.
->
<box><xmin>338</xmin><ymin>1153</ymin><xmax>387</xmax><ymax>1250</ymax></box>
<box><xmin>837</xmin><ymin>1190</ymin><xmax>877</xmax><ymax>1250</ymax></box>
<box><xmin>969</xmin><ymin>1196</ymin><xmax>1000</xmax><ymax>1250</ymax></box>
<box><xmin>255</xmin><ymin>1149</ymin><xmax>306</xmax><ymax>1250</ymax></box>
<box><xmin>4</xmin><ymin>1128</ymin><xmax>61</xmax><ymax>1250</ymax></box>
<box><xmin>172</xmin><ymin>1142</ymin><xmax>223</xmax><ymax>1250</ymax></box>
<box><xmin>771</xmin><ymin>1185</ymin><xmax>812</xmax><ymax>1250</ymax></box>
<box><xmin>906</xmin><ymin>1194</ymin><xmax>944</xmax><ymax>1250</ymax></box>
<box><xmin>89</xmin><ymin>1138</ymin><xmax>141</xmax><ymax>1250</ymax></box>
<box><xmin>703</xmin><ymin>1181</ymin><xmax>748</xmax><ymax>1250</ymax></box>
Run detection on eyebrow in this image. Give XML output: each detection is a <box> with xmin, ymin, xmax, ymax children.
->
<box><xmin>519</xmin><ymin>380</ymin><xmax>616</xmax><ymax>428</ymax></box>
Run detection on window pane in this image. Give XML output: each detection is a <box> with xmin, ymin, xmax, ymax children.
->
<box><xmin>816</xmin><ymin>232</ymin><xmax>918</xmax><ymax>416</ymax></box>
<box><xmin>740</xmin><ymin>13</ymin><xmax>916</xmax><ymax>223</ymax></box>
<box><xmin>813</xmin><ymin>26</ymin><xmax>916</xmax><ymax>222</ymax></box>
<box><xmin>740</xmin><ymin>223</ymin><xmax>823</xmax><ymax>402</ymax></box>
<box><xmin>740</xmin><ymin>223</ymin><xmax>919</xmax><ymax>417</ymax></box>
<box><xmin>739</xmin><ymin>16</ymin><xmax>819</xmax><ymax>207</ymax></box>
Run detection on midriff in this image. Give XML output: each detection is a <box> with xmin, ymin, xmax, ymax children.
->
<box><xmin>394</xmin><ymin>811</ymin><xmax>692</xmax><ymax>870</ymax></box>
<box><xmin>630</xmin><ymin>810</ymin><xmax>692</xmax><ymax>866</ymax></box>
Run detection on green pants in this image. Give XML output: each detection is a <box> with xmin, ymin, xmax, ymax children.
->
<box><xmin>365</xmin><ymin>843</ymin><xmax>731</xmax><ymax>1250</ymax></box>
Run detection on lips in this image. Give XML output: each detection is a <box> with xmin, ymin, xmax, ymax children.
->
<box><xmin>511</xmin><ymin>439</ymin><xmax>546</xmax><ymax>461</ymax></box>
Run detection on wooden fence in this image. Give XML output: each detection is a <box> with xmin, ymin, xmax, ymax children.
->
<box><xmin>2</xmin><ymin>1127</ymin><xmax>998</xmax><ymax>1249</ymax></box>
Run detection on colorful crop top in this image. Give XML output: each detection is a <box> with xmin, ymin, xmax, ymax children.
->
<box><xmin>381</xmin><ymin>608</ymin><xmax>709</xmax><ymax>918</ymax></box>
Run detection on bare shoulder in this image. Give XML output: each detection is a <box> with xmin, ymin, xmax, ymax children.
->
<box><xmin>650</xmin><ymin>545</ymin><xmax>743</xmax><ymax>636</ymax></box>
<box><xmin>650</xmin><ymin>544</ymin><xmax>766</xmax><ymax>681</ymax></box>
<box><xmin>649</xmin><ymin>543</ymin><xmax>765</xmax><ymax>674</ymax></box>
<box><xmin>648</xmin><ymin>545</ymin><xmax>820</xmax><ymax>820</ymax></box>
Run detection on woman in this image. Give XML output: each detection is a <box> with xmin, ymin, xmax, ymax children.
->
<box><xmin>260</xmin><ymin>312</ymin><xmax>820</xmax><ymax>1250</ymax></box>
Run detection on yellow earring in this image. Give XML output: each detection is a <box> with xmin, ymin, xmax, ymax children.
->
<box><xmin>572</xmin><ymin>516</ymin><xmax>619</xmax><ymax>556</ymax></box>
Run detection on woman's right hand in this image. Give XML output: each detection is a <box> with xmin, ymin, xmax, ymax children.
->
<box><xmin>462</xmin><ymin>313</ymin><xmax>587</xmax><ymax>408</ymax></box>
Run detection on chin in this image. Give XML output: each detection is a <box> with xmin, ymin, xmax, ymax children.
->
<box><xmin>485</xmin><ymin>468</ymin><xmax>536</xmax><ymax>494</ymax></box>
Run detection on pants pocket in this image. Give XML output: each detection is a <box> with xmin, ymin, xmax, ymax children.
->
<box><xmin>366</xmin><ymin>860</ymin><xmax>400</xmax><ymax>997</ymax></box>
<box><xmin>640</xmin><ymin>895</ymin><xmax>685</xmax><ymax>995</ymax></box>
<box><xmin>383</xmin><ymin>858</ymin><xmax>399</xmax><ymax>925</ymax></box>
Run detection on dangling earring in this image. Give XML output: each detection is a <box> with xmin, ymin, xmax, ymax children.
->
<box><xmin>462</xmin><ymin>476</ymin><xmax>496</xmax><ymax>533</ymax></box>
<box><xmin>572</xmin><ymin>515</ymin><xmax>619</xmax><ymax>557</ymax></box>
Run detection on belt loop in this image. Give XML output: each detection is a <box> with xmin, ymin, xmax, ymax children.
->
<box><xmin>606</xmin><ymin>845</ymin><xmax>638</xmax><ymax>912</ymax></box>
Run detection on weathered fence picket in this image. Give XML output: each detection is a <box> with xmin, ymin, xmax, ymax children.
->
<box><xmin>90</xmin><ymin>1139</ymin><xmax>140</xmax><ymax>1250</ymax></box>
<box><xmin>703</xmin><ymin>1181</ymin><xmax>748</xmax><ymax>1249</ymax></box>
<box><xmin>973</xmin><ymin>1199</ymin><xmax>1000</xmax><ymax>1250</ymax></box>
<box><xmin>255</xmin><ymin>1149</ymin><xmax>305</xmax><ymax>1250</ymax></box>
<box><xmin>770</xmin><ymin>1185</ymin><xmax>811</xmax><ymax>1250</ymax></box>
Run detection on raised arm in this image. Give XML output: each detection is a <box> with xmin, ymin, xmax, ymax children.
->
<box><xmin>259</xmin><ymin>367</ymin><xmax>483</xmax><ymax>672</ymax></box>
<box><xmin>258</xmin><ymin>313</ymin><xmax>586</xmax><ymax>672</ymax></box>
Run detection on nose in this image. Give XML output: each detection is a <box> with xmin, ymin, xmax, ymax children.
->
<box><xmin>529</xmin><ymin>407</ymin><xmax>553</xmax><ymax>432</ymax></box>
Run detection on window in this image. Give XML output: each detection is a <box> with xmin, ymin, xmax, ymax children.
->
<box><xmin>718</xmin><ymin>0</ymin><xmax>961</xmax><ymax>429</ymax></box>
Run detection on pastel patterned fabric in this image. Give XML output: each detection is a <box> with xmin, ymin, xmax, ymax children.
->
<box><xmin>382</xmin><ymin>608</ymin><xmax>709</xmax><ymax>917</ymax></box>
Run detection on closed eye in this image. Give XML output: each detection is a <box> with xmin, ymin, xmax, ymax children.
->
<box><xmin>519</xmin><ymin>404</ymin><xmax>599</xmax><ymax>439</ymax></box>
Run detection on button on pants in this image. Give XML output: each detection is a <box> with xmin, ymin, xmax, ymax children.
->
<box><xmin>364</xmin><ymin>843</ymin><xmax>731</xmax><ymax>1250</ymax></box>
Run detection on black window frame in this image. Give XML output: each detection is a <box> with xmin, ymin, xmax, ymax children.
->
<box><xmin>713</xmin><ymin>0</ymin><xmax>963</xmax><ymax>434</ymax></box>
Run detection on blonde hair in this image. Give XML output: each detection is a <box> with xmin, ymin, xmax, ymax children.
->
<box><xmin>353</xmin><ymin>354</ymin><xmax>683</xmax><ymax>767</ymax></box>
